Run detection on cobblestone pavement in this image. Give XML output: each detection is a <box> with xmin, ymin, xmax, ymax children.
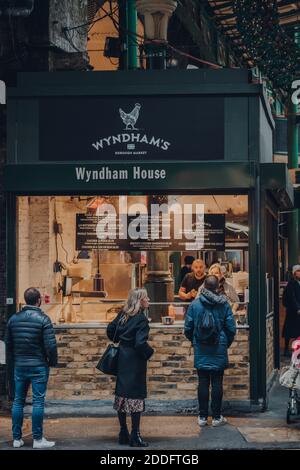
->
<box><xmin>1</xmin><ymin>376</ymin><xmax>299</xmax><ymax>450</ymax></box>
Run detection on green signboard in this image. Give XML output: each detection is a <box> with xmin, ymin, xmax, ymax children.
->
<box><xmin>4</xmin><ymin>162</ymin><xmax>255</xmax><ymax>193</ymax></box>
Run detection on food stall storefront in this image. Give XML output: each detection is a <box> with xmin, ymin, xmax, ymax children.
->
<box><xmin>4</xmin><ymin>69</ymin><xmax>293</xmax><ymax>409</ymax></box>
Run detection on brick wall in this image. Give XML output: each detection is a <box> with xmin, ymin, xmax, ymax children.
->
<box><xmin>17</xmin><ymin>196</ymin><xmax>100</xmax><ymax>304</ymax></box>
<box><xmin>47</xmin><ymin>326</ymin><xmax>250</xmax><ymax>402</ymax></box>
<box><xmin>17</xmin><ymin>197</ymin><xmax>30</xmax><ymax>302</ymax></box>
<box><xmin>17</xmin><ymin>197</ymin><xmax>53</xmax><ymax>305</ymax></box>
<box><xmin>266</xmin><ymin>316</ymin><xmax>275</xmax><ymax>383</ymax></box>
<box><xmin>49</xmin><ymin>197</ymin><xmax>87</xmax><ymax>275</ymax></box>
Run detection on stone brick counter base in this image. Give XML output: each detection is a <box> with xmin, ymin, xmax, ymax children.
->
<box><xmin>47</xmin><ymin>327</ymin><xmax>250</xmax><ymax>401</ymax></box>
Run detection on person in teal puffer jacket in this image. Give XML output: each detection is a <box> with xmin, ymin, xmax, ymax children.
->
<box><xmin>184</xmin><ymin>275</ymin><xmax>236</xmax><ymax>427</ymax></box>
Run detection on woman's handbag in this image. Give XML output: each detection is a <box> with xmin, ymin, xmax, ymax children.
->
<box><xmin>96</xmin><ymin>320</ymin><xmax>120</xmax><ymax>376</ymax></box>
<box><xmin>96</xmin><ymin>343</ymin><xmax>119</xmax><ymax>376</ymax></box>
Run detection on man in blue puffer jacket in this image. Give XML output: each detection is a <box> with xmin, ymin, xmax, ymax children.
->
<box><xmin>5</xmin><ymin>287</ymin><xmax>58</xmax><ymax>449</ymax></box>
<box><xmin>184</xmin><ymin>275</ymin><xmax>236</xmax><ymax>427</ymax></box>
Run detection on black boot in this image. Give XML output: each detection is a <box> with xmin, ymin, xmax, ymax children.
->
<box><xmin>130</xmin><ymin>412</ymin><xmax>148</xmax><ymax>447</ymax></box>
<box><xmin>130</xmin><ymin>431</ymin><xmax>149</xmax><ymax>447</ymax></box>
<box><xmin>118</xmin><ymin>412</ymin><xmax>129</xmax><ymax>445</ymax></box>
<box><xmin>119</xmin><ymin>427</ymin><xmax>130</xmax><ymax>445</ymax></box>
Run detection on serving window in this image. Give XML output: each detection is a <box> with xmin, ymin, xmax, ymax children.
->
<box><xmin>16</xmin><ymin>194</ymin><xmax>249</xmax><ymax>325</ymax></box>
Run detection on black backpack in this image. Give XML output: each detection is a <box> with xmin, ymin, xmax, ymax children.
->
<box><xmin>197</xmin><ymin>306</ymin><xmax>220</xmax><ymax>345</ymax></box>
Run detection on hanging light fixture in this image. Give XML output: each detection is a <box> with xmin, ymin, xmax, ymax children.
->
<box><xmin>86</xmin><ymin>196</ymin><xmax>105</xmax><ymax>211</ymax></box>
<box><xmin>85</xmin><ymin>196</ymin><xmax>107</xmax><ymax>296</ymax></box>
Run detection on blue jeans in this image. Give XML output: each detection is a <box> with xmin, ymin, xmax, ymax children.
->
<box><xmin>12</xmin><ymin>366</ymin><xmax>49</xmax><ymax>440</ymax></box>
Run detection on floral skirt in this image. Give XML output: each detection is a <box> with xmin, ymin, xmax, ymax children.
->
<box><xmin>113</xmin><ymin>395</ymin><xmax>145</xmax><ymax>413</ymax></box>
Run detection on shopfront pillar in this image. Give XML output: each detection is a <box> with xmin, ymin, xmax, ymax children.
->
<box><xmin>118</xmin><ymin>0</ymin><xmax>138</xmax><ymax>70</ymax></box>
<box><xmin>136</xmin><ymin>0</ymin><xmax>177</xmax><ymax>70</ymax></box>
<box><xmin>144</xmin><ymin>195</ymin><xmax>174</xmax><ymax>321</ymax></box>
<box><xmin>144</xmin><ymin>251</ymin><xmax>174</xmax><ymax>321</ymax></box>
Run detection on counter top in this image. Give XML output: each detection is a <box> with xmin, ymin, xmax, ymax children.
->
<box><xmin>53</xmin><ymin>322</ymin><xmax>249</xmax><ymax>330</ymax></box>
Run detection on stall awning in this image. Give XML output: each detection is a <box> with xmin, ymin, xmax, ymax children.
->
<box><xmin>260</xmin><ymin>163</ymin><xmax>294</xmax><ymax>210</ymax></box>
<box><xmin>5</xmin><ymin>162</ymin><xmax>294</xmax><ymax>206</ymax></box>
<box><xmin>4</xmin><ymin>161</ymin><xmax>256</xmax><ymax>194</ymax></box>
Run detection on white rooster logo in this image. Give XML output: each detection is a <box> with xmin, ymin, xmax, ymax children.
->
<box><xmin>119</xmin><ymin>103</ymin><xmax>141</xmax><ymax>130</ymax></box>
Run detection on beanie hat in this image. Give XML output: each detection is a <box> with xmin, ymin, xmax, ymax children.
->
<box><xmin>292</xmin><ymin>265</ymin><xmax>300</xmax><ymax>274</ymax></box>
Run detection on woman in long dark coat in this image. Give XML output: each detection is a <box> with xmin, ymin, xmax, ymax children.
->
<box><xmin>107</xmin><ymin>288</ymin><xmax>154</xmax><ymax>447</ymax></box>
<box><xmin>282</xmin><ymin>266</ymin><xmax>300</xmax><ymax>356</ymax></box>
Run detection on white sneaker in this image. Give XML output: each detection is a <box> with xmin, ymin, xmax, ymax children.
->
<box><xmin>33</xmin><ymin>437</ymin><xmax>55</xmax><ymax>449</ymax></box>
<box><xmin>13</xmin><ymin>439</ymin><xmax>24</xmax><ymax>448</ymax></box>
<box><xmin>212</xmin><ymin>416</ymin><xmax>227</xmax><ymax>427</ymax></box>
<box><xmin>197</xmin><ymin>416</ymin><xmax>208</xmax><ymax>427</ymax></box>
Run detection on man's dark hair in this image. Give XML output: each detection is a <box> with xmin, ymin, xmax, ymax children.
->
<box><xmin>184</xmin><ymin>255</ymin><xmax>195</xmax><ymax>265</ymax></box>
<box><xmin>204</xmin><ymin>275</ymin><xmax>219</xmax><ymax>292</ymax></box>
<box><xmin>24</xmin><ymin>287</ymin><xmax>41</xmax><ymax>306</ymax></box>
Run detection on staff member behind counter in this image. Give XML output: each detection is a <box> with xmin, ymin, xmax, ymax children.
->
<box><xmin>179</xmin><ymin>259</ymin><xmax>207</xmax><ymax>302</ymax></box>
<box><xmin>180</xmin><ymin>255</ymin><xmax>195</xmax><ymax>283</ymax></box>
<box><xmin>197</xmin><ymin>263</ymin><xmax>239</xmax><ymax>314</ymax></box>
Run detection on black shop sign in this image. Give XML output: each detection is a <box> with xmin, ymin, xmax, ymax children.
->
<box><xmin>39</xmin><ymin>96</ymin><xmax>224</xmax><ymax>161</ymax></box>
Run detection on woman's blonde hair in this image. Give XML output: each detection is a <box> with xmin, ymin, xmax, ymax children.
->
<box><xmin>208</xmin><ymin>263</ymin><xmax>222</xmax><ymax>276</ymax></box>
<box><xmin>122</xmin><ymin>288</ymin><xmax>149</xmax><ymax>320</ymax></box>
